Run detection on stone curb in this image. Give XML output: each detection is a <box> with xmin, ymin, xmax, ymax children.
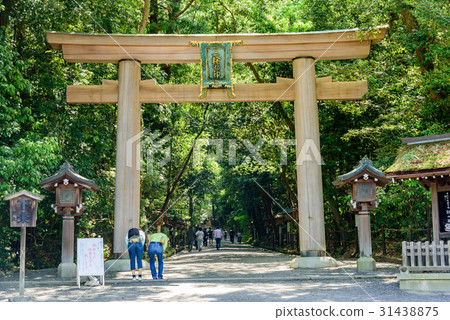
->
<box><xmin>0</xmin><ymin>273</ymin><xmax>397</xmax><ymax>286</ymax></box>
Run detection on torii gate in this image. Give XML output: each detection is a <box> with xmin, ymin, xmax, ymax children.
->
<box><xmin>46</xmin><ymin>26</ymin><xmax>387</xmax><ymax>269</ymax></box>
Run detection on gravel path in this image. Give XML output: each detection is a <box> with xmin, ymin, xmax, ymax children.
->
<box><xmin>1</xmin><ymin>241</ymin><xmax>449</xmax><ymax>302</ymax></box>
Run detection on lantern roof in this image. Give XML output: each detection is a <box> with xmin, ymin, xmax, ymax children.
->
<box><xmin>333</xmin><ymin>156</ymin><xmax>389</xmax><ymax>188</ymax></box>
<box><xmin>4</xmin><ymin>190</ymin><xmax>45</xmax><ymax>201</ymax></box>
<box><xmin>40</xmin><ymin>161</ymin><xmax>99</xmax><ymax>191</ymax></box>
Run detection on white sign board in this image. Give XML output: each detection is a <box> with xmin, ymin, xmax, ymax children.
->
<box><xmin>77</xmin><ymin>238</ymin><xmax>105</xmax><ymax>288</ymax></box>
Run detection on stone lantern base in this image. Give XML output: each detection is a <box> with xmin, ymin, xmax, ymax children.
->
<box><xmin>104</xmin><ymin>258</ymin><xmax>150</xmax><ymax>272</ymax></box>
<box><xmin>58</xmin><ymin>262</ymin><xmax>77</xmax><ymax>278</ymax></box>
<box><xmin>8</xmin><ymin>295</ymin><xmax>35</xmax><ymax>302</ymax></box>
<box><xmin>290</xmin><ymin>257</ymin><xmax>337</xmax><ymax>269</ymax></box>
<box><xmin>357</xmin><ymin>256</ymin><xmax>376</xmax><ymax>272</ymax></box>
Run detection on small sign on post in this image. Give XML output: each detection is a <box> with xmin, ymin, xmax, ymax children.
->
<box><xmin>4</xmin><ymin>190</ymin><xmax>44</xmax><ymax>302</ymax></box>
<box><xmin>77</xmin><ymin>238</ymin><xmax>105</xmax><ymax>288</ymax></box>
<box><xmin>438</xmin><ymin>191</ymin><xmax>450</xmax><ymax>236</ymax></box>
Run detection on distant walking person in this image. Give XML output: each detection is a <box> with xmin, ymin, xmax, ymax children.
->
<box><xmin>195</xmin><ymin>227</ymin><xmax>204</xmax><ymax>252</ymax></box>
<box><xmin>186</xmin><ymin>226</ymin><xmax>195</xmax><ymax>252</ymax></box>
<box><xmin>147</xmin><ymin>232</ymin><xmax>169</xmax><ymax>279</ymax></box>
<box><xmin>237</xmin><ymin>231</ymin><xmax>242</xmax><ymax>244</ymax></box>
<box><xmin>203</xmin><ymin>228</ymin><xmax>208</xmax><ymax>247</ymax></box>
<box><xmin>229</xmin><ymin>230</ymin><xmax>235</xmax><ymax>243</ymax></box>
<box><xmin>208</xmin><ymin>228</ymin><xmax>213</xmax><ymax>245</ymax></box>
<box><xmin>214</xmin><ymin>227</ymin><xmax>223</xmax><ymax>250</ymax></box>
<box><xmin>126</xmin><ymin>227</ymin><xmax>146</xmax><ymax>281</ymax></box>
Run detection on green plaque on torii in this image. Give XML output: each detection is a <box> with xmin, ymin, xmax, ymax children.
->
<box><xmin>189</xmin><ymin>40</ymin><xmax>242</xmax><ymax>98</ymax></box>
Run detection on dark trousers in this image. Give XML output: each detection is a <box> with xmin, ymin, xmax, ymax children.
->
<box><xmin>216</xmin><ymin>238</ymin><xmax>221</xmax><ymax>249</ymax></box>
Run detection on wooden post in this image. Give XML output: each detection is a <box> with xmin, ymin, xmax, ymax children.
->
<box><xmin>340</xmin><ymin>229</ymin><xmax>346</xmax><ymax>251</ymax></box>
<box><xmin>113</xmin><ymin>59</ymin><xmax>141</xmax><ymax>258</ymax></box>
<box><xmin>293</xmin><ymin>57</ymin><xmax>326</xmax><ymax>257</ymax></box>
<box><xmin>287</xmin><ymin>221</ymin><xmax>290</xmax><ymax>244</ymax></box>
<box><xmin>333</xmin><ymin>230</ymin><xmax>338</xmax><ymax>251</ymax></box>
<box><xmin>57</xmin><ymin>209</ymin><xmax>77</xmax><ymax>278</ymax></box>
<box><xmin>430</xmin><ymin>182</ymin><xmax>440</xmax><ymax>243</ymax></box>
<box><xmin>358</xmin><ymin>204</ymin><xmax>373</xmax><ymax>258</ymax></box>
<box><xmin>272</xmin><ymin>230</ymin><xmax>275</xmax><ymax>248</ymax></box>
<box><xmin>61</xmin><ymin>212</ymin><xmax>74</xmax><ymax>264</ymax></box>
<box><xmin>402</xmin><ymin>241</ymin><xmax>407</xmax><ymax>266</ymax></box>
<box><xmin>417</xmin><ymin>241</ymin><xmax>423</xmax><ymax>266</ymax></box>
<box><xmin>279</xmin><ymin>225</ymin><xmax>282</xmax><ymax>246</ymax></box>
<box><xmin>425</xmin><ymin>241</ymin><xmax>430</xmax><ymax>266</ymax></box>
<box><xmin>410</xmin><ymin>242</ymin><xmax>416</xmax><ymax>267</ymax></box>
<box><xmin>356</xmin><ymin>203</ymin><xmax>376</xmax><ymax>272</ymax></box>
<box><xmin>19</xmin><ymin>226</ymin><xmax>26</xmax><ymax>296</ymax></box>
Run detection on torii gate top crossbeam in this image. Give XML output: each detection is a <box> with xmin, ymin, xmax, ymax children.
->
<box><xmin>46</xmin><ymin>26</ymin><xmax>387</xmax><ymax>64</ymax></box>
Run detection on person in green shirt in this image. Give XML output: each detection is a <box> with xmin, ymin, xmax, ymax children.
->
<box><xmin>147</xmin><ymin>232</ymin><xmax>169</xmax><ymax>279</ymax></box>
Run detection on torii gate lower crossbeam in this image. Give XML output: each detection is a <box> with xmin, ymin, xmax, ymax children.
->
<box><xmin>46</xmin><ymin>27</ymin><xmax>387</xmax><ymax>269</ymax></box>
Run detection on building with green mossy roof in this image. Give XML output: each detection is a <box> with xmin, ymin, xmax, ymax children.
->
<box><xmin>386</xmin><ymin>133</ymin><xmax>450</xmax><ymax>292</ymax></box>
<box><xmin>385</xmin><ymin>133</ymin><xmax>450</xmax><ymax>241</ymax></box>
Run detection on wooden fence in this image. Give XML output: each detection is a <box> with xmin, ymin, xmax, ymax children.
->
<box><xmin>402</xmin><ymin>241</ymin><xmax>450</xmax><ymax>272</ymax></box>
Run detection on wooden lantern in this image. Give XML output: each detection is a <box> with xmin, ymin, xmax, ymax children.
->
<box><xmin>334</xmin><ymin>156</ymin><xmax>389</xmax><ymax>212</ymax></box>
<box><xmin>333</xmin><ymin>156</ymin><xmax>389</xmax><ymax>272</ymax></box>
<box><xmin>350</xmin><ymin>177</ymin><xmax>378</xmax><ymax>211</ymax></box>
<box><xmin>40</xmin><ymin>161</ymin><xmax>98</xmax><ymax>216</ymax></box>
<box><xmin>40</xmin><ymin>161</ymin><xmax>98</xmax><ymax>278</ymax></box>
<box><xmin>274</xmin><ymin>213</ymin><xmax>285</xmax><ymax>226</ymax></box>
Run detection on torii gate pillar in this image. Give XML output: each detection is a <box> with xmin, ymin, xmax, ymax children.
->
<box><xmin>113</xmin><ymin>59</ymin><xmax>141</xmax><ymax>258</ymax></box>
<box><xmin>290</xmin><ymin>57</ymin><xmax>336</xmax><ymax>268</ymax></box>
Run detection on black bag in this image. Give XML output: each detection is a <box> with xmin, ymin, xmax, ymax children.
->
<box><xmin>128</xmin><ymin>228</ymin><xmax>139</xmax><ymax>238</ymax></box>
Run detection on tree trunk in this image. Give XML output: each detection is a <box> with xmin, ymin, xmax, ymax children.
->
<box><xmin>188</xmin><ymin>193</ymin><xmax>194</xmax><ymax>223</ymax></box>
<box><xmin>325</xmin><ymin>193</ymin><xmax>344</xmax><ymax>229</ymax></box>
<box><xmin>280</xmin><ymin>165</ymin><xmax>298</xmax><ymax>210</ymax></box>
<box><xmin>261</xmin><ymin>191</ymin><xmax>273</xmax><ymax>229</ymax></box>
<box><xmin>138</xmin><ymin>0</ymin><xmax>151</xmax><ymax>33</ymax></box>
<box><xmin>0</xmin><ymin>0</ymin><xmax>13</xmax><ymax>31</ymax></box>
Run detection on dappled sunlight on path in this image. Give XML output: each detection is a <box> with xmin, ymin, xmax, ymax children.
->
<box><xmin>163</xmin><ymin>241</ymin><xmax>294</xmax><ymax>280</ymax></box>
